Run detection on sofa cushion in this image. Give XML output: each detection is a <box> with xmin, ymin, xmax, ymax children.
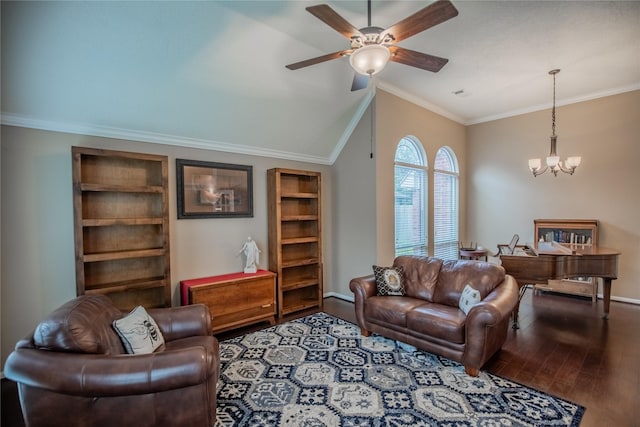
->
<box><xmin>364</xmin><ymin>296</ymin><xmax>426</xmax><ymax>328</ymax></box>
<box><xmin>33</xmin><ymin>295</ymin><xmax>125</xmax><ymax>354</ymax></box>
<box><xmin>406</xmin><ymin>303</ymin><xmax>466</xmax><ymax>344</ymax></box>
<box><xmin>433</xmin><ymin>260</ymin><xmax>506</xmax><ymax>308</ymax></box>
<box><xmin>393</xmin><ymin>256</ymin><xmax>443</xmax><ymax>302</ymax></box>
<box><xmin>373</xmin><ymin>265</ymin><xmax>406</xmax><ymax>296</ymax></box>
<box><xmin>113</xmin><ymin>305</ymin><xmax>165</xmax><ymax>354</ymax></box>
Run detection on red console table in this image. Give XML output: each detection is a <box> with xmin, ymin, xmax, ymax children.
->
<box><xmin>180</xmin><ymin>270</ymin><xmax>276</xmax><ymax>334</ymax></box>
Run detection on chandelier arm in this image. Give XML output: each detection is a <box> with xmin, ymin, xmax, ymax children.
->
<box><xmin>530</xmin><ymin>164</ymin><xmax>548</xmax><ymax>177</ymax></box>
<box><xmin>557</xmin><ymin>162</ymin><xmax>577</xmax><ymax>175</ymax></box>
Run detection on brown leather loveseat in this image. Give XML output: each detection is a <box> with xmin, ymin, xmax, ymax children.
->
<box><xmin>350</xmin><ymin>256</ymin><xmax>518</xmax><ymax>376</ymax></box>
<box><xmin>4</xmin><ymin>295</ymin><xmax>220</xmax><ymax>427</ymax></box>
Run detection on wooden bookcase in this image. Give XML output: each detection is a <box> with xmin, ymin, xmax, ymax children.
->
<box><xmin>533</xmin><ymin>219</ymin><xmax>598</xmax><ymax>301</ymax></box>
<box><xmin>72</xmin><ymin>147</ymin><xmax>171</xmax><ymax>310</ymax></box>
<box><xmin>534</xmin><ymin>219</ymin><xmax>598</xmax><ymax>248</ymax></box>
<box><xmin>267</xmin><ymin>168</ymin><xmax>323</xmax><ymax>318</ymax></box>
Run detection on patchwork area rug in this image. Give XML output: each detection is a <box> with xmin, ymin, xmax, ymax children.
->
<box><xmin>215</xmin><ymin>312</ymin><xmax>584</xmax><ymax>426</ymax></box>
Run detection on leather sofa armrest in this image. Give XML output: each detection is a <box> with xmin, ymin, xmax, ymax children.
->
<box><xmin>4</xmin><ymin>336</ymin><xmax>219</xmax><ymax>397</ymax></box>
<box><xmin>148</xmin><ymin>304</ymin><xmax>212</xmax><ymax>341</ymax></box>
<box><xmin>349</xmin><ymin>275</ymin><xmax>377</xmax><ymax>301</ymax></box>
<box><xmin>466</xmin><ymin>275</ymin><xmax>518</xmax><ymax>327</ymax></box>
<box><xmin>463</xmin><ymin>275</ymin><xmax>518</xmax><ymax>370</ymax></box>
<box><xmin>349</xmin><ymin>275</ymin><xmax>377</xmax><ymax>332</ymax></box>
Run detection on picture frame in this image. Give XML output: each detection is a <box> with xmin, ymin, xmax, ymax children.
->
<box><xmin>176</xmin><ymin>159</ymin><xmax>253</xmax><ymax>219</ymax></box>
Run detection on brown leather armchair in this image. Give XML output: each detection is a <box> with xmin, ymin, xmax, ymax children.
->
<box><xmin>4</xmin><ymin>295</ymin><xmax>220</xmax><ymax>427</ymax></box>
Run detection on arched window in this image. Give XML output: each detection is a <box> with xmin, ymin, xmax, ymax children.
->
<box><xmin>394</xmin><ymin>137</ymin><xmax>428</xmax><ymax>256</ymax></box>
<box><xmin>433</xmin><ymin>147</ymin><xmax>459</xmax><ymax>260</ymax></box>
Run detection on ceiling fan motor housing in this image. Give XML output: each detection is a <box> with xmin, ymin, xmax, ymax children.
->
<box><xmin>350</xmin><ymin>26</ymin><xmax>387</xmax><ymax>49</ymax></box>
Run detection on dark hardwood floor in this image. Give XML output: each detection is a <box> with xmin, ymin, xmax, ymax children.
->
<box><xmin>3</xmin><ymin>290</ymin><xmax>639</xmax><ymax>426</ymax></box>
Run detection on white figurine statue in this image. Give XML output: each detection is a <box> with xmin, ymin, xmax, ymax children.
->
<box><xmin>239</xmin><ymin>237</ymin><xmax>260</xmax><ymax>273</ymax></box>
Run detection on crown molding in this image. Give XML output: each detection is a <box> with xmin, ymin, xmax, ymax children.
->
<box><xmin>467</xmin><ymin>83</ymin><xmax>640</xmax><ymax>125</ymax></box>
<box><xmin>376</xmin><ymin>81</ymin><xmax>466</xmax><ymax>125</ymax></box>
<box><xmin>0</xmin><ymin>113</ymin><xmax>334</xmax><ymax>165</ymax></box>
<box><xmin>376</xmin><ymin>80</ymin><xmax>640</xmax><ymax>127</ymax></box>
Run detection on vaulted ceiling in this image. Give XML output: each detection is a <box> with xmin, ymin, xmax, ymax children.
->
<box><xmin>2</xmin><ymin>1</ymin><xmax>639</xmax><ymax>164</ymax></box>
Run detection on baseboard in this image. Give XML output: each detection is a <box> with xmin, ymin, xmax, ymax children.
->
<box><xmin>608</xmin><ymin>295</ymin><xmax>640</xmax><ymax>305</ymax></box>
<box><xmin>323</xmin><ymin>292</ymin><xmax>354</xmax><ymax>303</ymax></box>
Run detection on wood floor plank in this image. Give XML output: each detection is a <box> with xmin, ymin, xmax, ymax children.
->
<box><xmin>317</xmin><ymin>291</ymin><xmax>640</xmax><ymax>427</ymax></box>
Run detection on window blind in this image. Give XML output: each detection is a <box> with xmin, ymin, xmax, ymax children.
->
<box><xmin>395</xmin><ymin>165</ymin><xmax>427</xmax><ymax>256</ymax></box>
<box><xmin>394</xmin><ymin>138</ymin><xmax>428</xmax><ymax>257</ymax></box>
<box><xmin>433</xmin><ymin>149</ymin><xmax>459</xmax><ymax>260</ymax></box>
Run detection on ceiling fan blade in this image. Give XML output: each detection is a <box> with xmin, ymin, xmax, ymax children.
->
<box><xmin>389</xmin><ymin>46</ymin><xmax>448</xmax><ymax>72</ymax></box>
<box><xmin>306</xmin><ymin>4</ymin><xmax>363</xmax><ymax>39</ymax></box>
<box><xmin>351</xmin><ymin>73</ymin><xmax>369</xmax><ymax>91</ymax></box>
<box><xmin>381</xmin><ymin>0</ymin><xmax>458</xmax><ymax>43</ymax></box>
<box><xmin>286</xmin><ymin>50</ymin><xmax>352</xmax><ymax>70</ymax></box>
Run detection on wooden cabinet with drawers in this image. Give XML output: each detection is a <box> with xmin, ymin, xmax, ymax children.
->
<box><xmin>180</xmin><ymin>270</ymin><xmax>276</xmax><ymax>334</ymax></box>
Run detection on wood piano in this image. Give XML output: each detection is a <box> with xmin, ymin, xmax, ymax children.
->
<box><xmin>500</xmin><ymin>246</ymin><xmax>620</xmax><ymax>328</ymax></box>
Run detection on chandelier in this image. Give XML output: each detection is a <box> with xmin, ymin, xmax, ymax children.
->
<box><xmin>528</xmin><ymin>69</ymin><xmax>581</xmax><ymax>177</ymax></box>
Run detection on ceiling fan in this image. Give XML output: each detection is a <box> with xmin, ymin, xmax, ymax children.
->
<box><xmin>285</xmin><ymin>0</ymin><xmax>459</xmax><ymax>91</ymax></box>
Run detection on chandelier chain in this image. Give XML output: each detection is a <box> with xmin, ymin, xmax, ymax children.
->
<box><xmin>551</xmin><ymin>71</ymin><xmax>556</xmax><ymax>137</ymax></box>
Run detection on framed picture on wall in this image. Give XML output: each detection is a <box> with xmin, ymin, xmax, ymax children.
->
<box><xmin>176</xmin><ymin>159</ymin><xmax>253</xmax><ymax>219</ymax></box>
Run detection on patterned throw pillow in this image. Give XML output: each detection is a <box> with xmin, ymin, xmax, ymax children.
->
<box><xmin>112</xmin><ymin>305</ymin><xmax>165</xmax><ymax>354</ymax></box>
<box><xmin>373</xmin><ymin>265</ymin><xmax>406</xmax><ymax>296</ymax></box>
<box><xmin>459</xmin><ymin>284</ymin><xmax>481</xmax><ymax>315</ymax></box>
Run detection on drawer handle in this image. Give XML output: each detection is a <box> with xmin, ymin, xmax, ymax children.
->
<box><xmin>261</xmin><ymin>304</ymin><xmax>272</xmax><ymax>308</ymax></box>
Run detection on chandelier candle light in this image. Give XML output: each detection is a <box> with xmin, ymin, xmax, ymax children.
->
<box><xmin>528</xmin><ymin>69</ymin><xmax>581</xmax><ymax>177</ymax></box>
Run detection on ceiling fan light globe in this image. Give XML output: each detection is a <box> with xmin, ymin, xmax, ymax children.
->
<box><xmin>349</xmin><ymin>44</ymin><xmax>390</xmax><ymax>76</ymax></box>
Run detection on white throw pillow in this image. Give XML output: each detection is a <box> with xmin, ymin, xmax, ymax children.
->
<box><xmin>459</xmin><ymin>284</ymin><xmax>481</xmax><ymax>315</ymax></box>
<box><xmin>113</xmin><ymin>305</ymin><xmax>165</xmax><ymax>354</ymax></box>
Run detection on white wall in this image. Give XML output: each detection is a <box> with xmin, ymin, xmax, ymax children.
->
<box><xmin>330</xmin><ymin>89</ymin><xmax>640</xmax><ymax>305</ymax></box>
<box><xmin>375</xmin><ymin>90</ymin><xmax>467</xmax><ymax>265</ymax></box>
<box><xmin>467</xmin><ymin>90</ymin><xmax>640</xmax><ymax>302</ymax></box>
<box><xmin>0</xmin><ymin>125</ymin><xmax>333</xmax><ymax>367</ymax></box>
<box><xmin>330</xmin><ymin>90</ymin><xmax>468</xmax><ymax>301</ymax></box>
<box><xmin>330</xmin><ymin>102</ymin><xmax>377</xmax><ymax>300</ymax></box>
